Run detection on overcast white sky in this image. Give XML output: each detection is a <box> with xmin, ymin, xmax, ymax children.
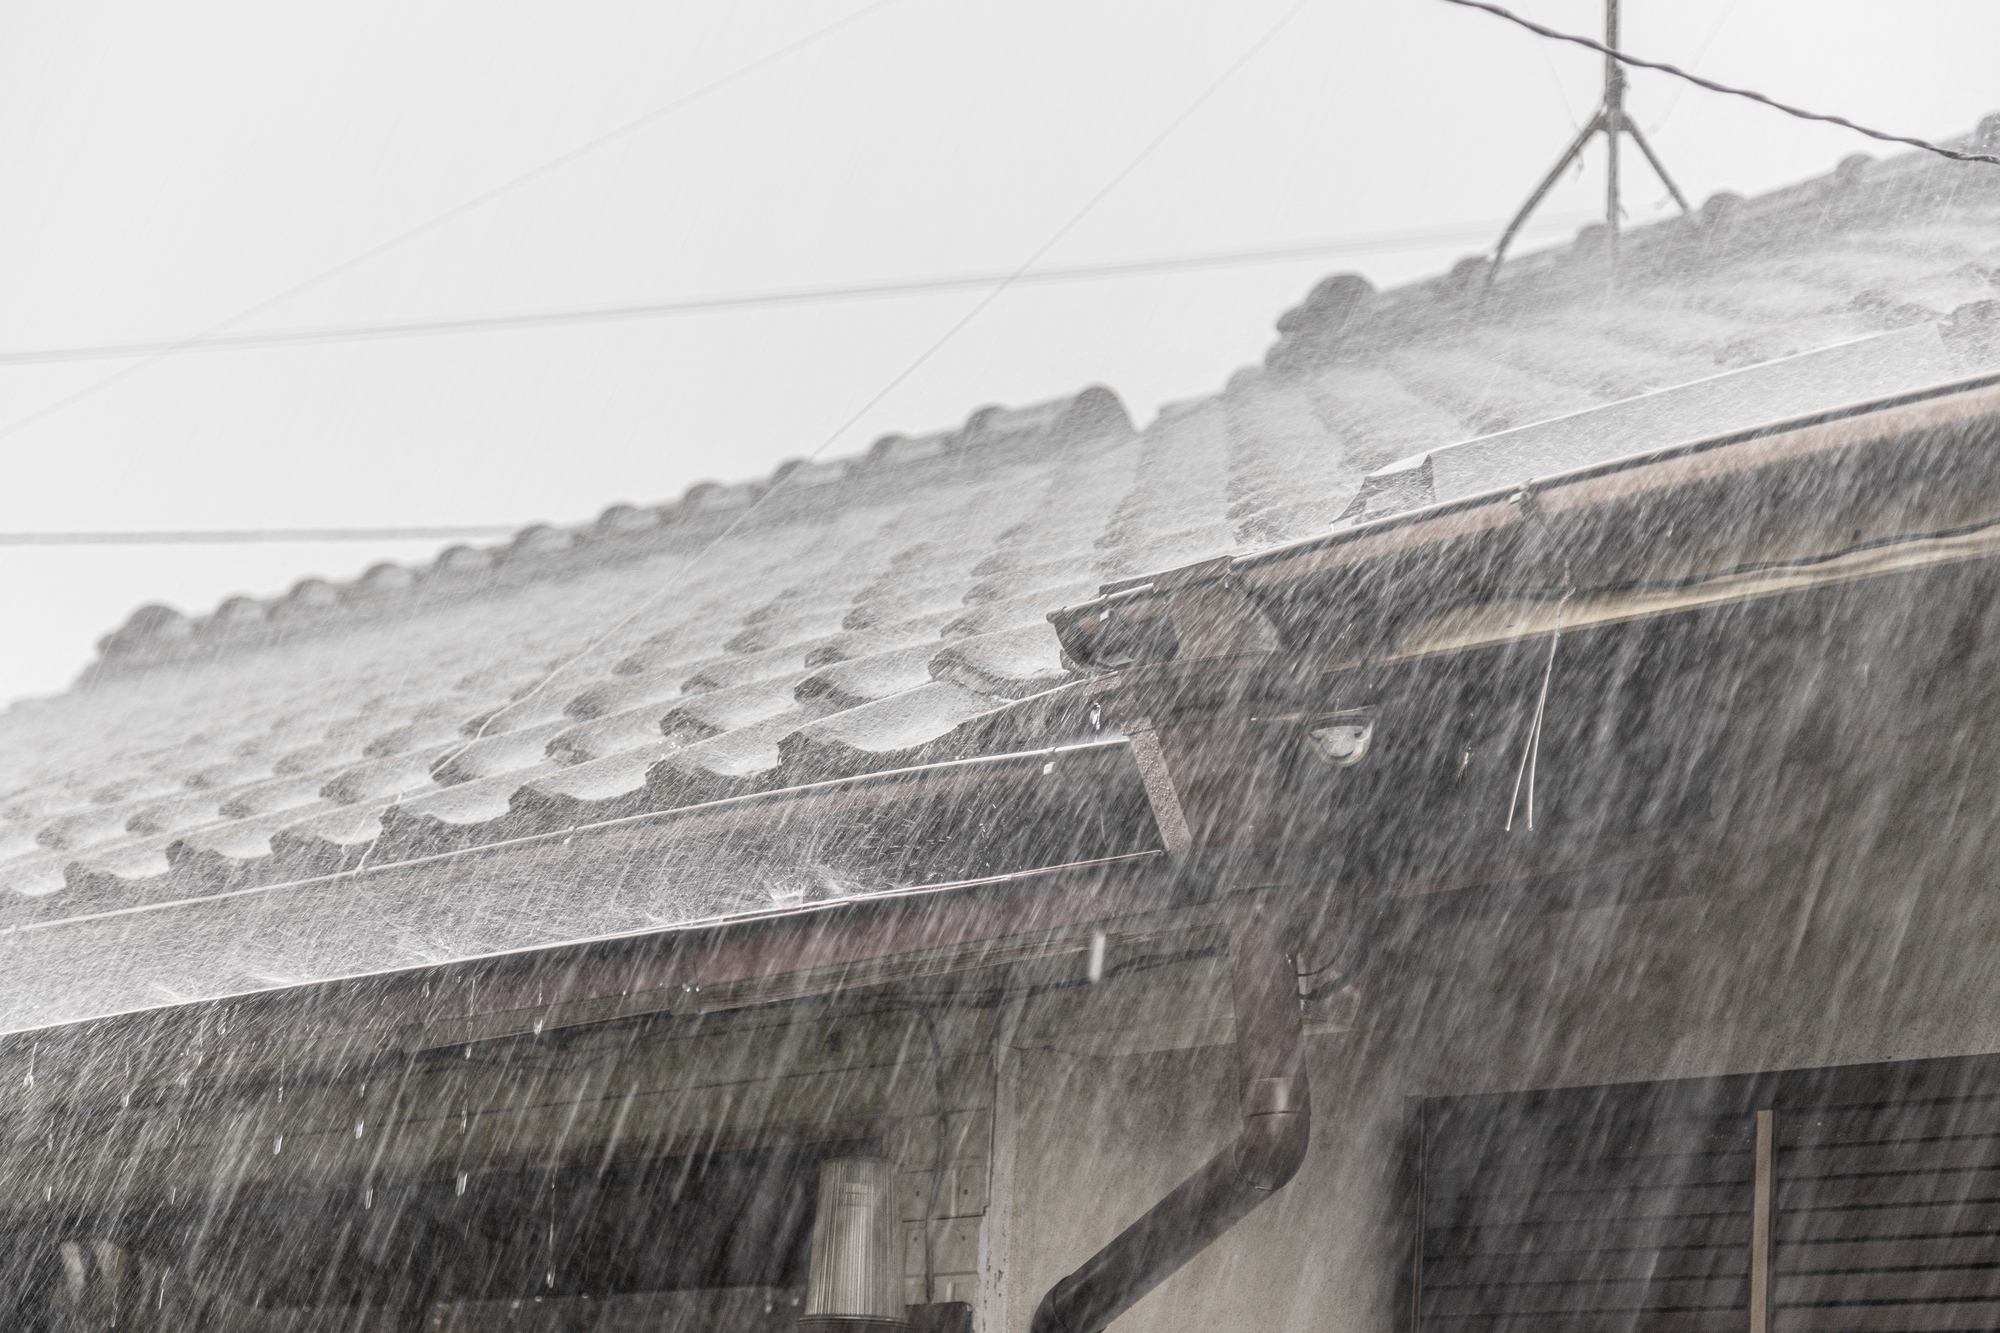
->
<box><xmin>3</xmin><ymin>0</ymin><xmax>1998</xmax><ymax>703</ymax></box>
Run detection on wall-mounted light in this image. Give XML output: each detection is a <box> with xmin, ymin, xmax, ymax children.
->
<box><xmin>1306</xmin><ymin>708</ymin><xmax>1376</xmax><ymax>768</ymax></box>
<box><xmin>800</xmin><ymin>1156</ymin><xmax>905</xmax><ymax>1331</ymax></box>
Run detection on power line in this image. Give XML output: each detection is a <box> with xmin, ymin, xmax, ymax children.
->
<box><xmin>0</xmin><ymin>0</ymin><xmax>907</xmax><ymax>442</ymax></box>
<box><xmin>1438</xmin><ymin>0</ymin><xmax>2000</xmax><ymax>167</ymax></box>
<box><xmin>10</xmin><ymin>3</ymin><xmax>1336</xmax><ymax>559</ymax></box>
<box><xmin>0</xmin><ymin>527</ymin><xmax>517</xmax><ymax>546</ymax></box>
<box><xmin>0</xmin><ymin>215</ymin><xmax>1591</xmax><ymax>366</ymax></box>
<box><xmin>1646</xmin><ymin>0</ymin><xmax>1745</xmax><ymax>133</ymax></box>
<box><xmin>406</xmin><ymin>0</ymin><xmax>1320</xmax><ymax>800</ymax></box>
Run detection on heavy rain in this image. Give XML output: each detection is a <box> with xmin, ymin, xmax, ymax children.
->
<box><xmin>9</xmin><ymin>1</ymin><xmax>2000</xmax><ymax>1330</ymax></box>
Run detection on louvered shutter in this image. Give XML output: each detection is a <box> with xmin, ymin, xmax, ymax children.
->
<box><xmin>1404</xmin><ymin>1056</ymin><xmax>2000</xmax><ymax>1333</ymax></box>
<box><xmin>1415</xmin><ymin>1087</ymin><xmax>1756</xmax><ymax>1333</ymax></box>
<box><xmin>1775</xmin><ymin>1083</ymin><xmax>2000</xmax><ymax>1331</ymax></box>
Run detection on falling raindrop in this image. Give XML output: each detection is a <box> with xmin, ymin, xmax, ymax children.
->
<box><xmin>354</xmin><ymin>1120</ymin><xmax>365</xmax><ymax>1138</ymax></box>
<box><xmin>457</xmin><ymin>1174</ymin><xmax>468</xmax><ymax>1195</ymax></box>
<box><xmin>364</xmin><ymin>1188</ymin><xmax>373</xmax><ymax>1209</ymax></box>
<box><xmin>273</xmin><ymin>1136</ymin><xmax>283</xmax><ymax>1155</ymax></box>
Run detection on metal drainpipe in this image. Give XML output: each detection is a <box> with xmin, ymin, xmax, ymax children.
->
<box><xmin>1029</xmin><ymin>887</ymin><xmax>1310</xmax><ymax>1333</ymax></box>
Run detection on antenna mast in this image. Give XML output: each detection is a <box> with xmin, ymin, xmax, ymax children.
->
<box><xmin>1489</xmin><ymin>0</ymin><xmax>1690</xmax><ymax>278</ymax></box>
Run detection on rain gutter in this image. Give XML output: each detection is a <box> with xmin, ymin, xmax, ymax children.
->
<box><xmin>0</xmin><ymin>848</ymin><xmax>1186</xmax><ymax>1081</ymax></box>
<box><xmin>1051</xmin><ymin>370</ymin><xmax>2000</xmax><ymax>668</ymax></box>
<box><xmin>1235</xmin><ymin>367</ymin><xmax>2000</xmax><ymax>586</ymax></box>
<box><xmin>1</xmin><ymin>738</ymin><xmax>1136</xmax><ymax>941</ymax></box>
<box><xmin>0</xmin><ymin>738</ymin><xmax>1168</xmax><ymax>1058</ymax></box>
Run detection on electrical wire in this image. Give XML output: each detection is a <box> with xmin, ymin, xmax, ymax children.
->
<box><xmin>1437</xmin><ymin>0</ymin><xmax>2000</xmax><ymax>167</ymax></box>
<box><xmin>1505</xmin><ymin>588</ymin><xmax>1571</xmax><ymax>833</ymax></box>
<box><xmin>0</xmin><ymin>0</ymin><xmax>908</xmax><ymax>445</ymax></box>
<box><xmin>0</xmin><ymin>527</ymin><xmax>516</xmax><ymax>546</ymax></box>
<box><xmin>1289</xmin><ymin>510</ymin><xmax>1998</xmax><ymax>992</ymax></box>
<box><xmin>1645</xmin><ymin>0</ymin><xmax>1746</xmax><ymax>133</ymax></box>
<box><xmin>0</xmin><ymin>214</ymin><xmax>1590</xmax><ymax>368</ymax></box>
<box><xmin>916</xmin><ymin>1006</ymin><xmax>948</xmax><ymax>1306</ymax></box>
<box><xmin>1532</xmin><ymin>27</ymin><xmax>1583</xmax><ymax>131</ymax></box>
<box><xmin>397</xmin><ymin>0</ymin><xmax>1317</xmax><ymax>800</ymax></box>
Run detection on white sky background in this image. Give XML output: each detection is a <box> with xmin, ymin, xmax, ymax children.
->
<box><xmin>2</xmin><ymin>0</ymin><xmax>1997</xmax><ymax>704</ymax></box>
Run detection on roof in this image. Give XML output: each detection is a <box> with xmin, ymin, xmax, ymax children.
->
<box><xmin>8</xmin><ymin>126</ymin><xmax>2000</xmax><ymax>1030</ymax></box>
<box><xmin>1055</xmin><ymin>370</ymin><xmax>2000</xmax><ymax>686</ymax></box>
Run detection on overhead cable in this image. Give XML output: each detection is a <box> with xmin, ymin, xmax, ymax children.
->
<box><xmin>0</xmin><ymin>0</ymin><xmax>907</xmax><ymax>441</ymax></box>
<box><xmin>0</xmin><ymin>527</ymin><xmax>516</xmax><ymax>546</ymax></box>
<box><xmin>406</xmin><ymin>0</ymin><xmax>1318</xmax><ymax>801</ymax></box>
<box><xmin>1645</xmin><ymin>0</ymin><xmax>1745</xmax><ymax>132</ymax></box>
<box><xmin>1437</xmin><ymin>0</ymin><xmax>2000</xmax><ymax>167</ymax></box>
<box><xmin>0</xmin><ymin>215</ymin><xmax>1588</xmax><ymax>366</ymax></box>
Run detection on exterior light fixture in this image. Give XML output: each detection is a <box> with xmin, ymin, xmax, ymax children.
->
<box><xmin>1306</xmin><ymin>708</ymin><xmax>1376</xmax><ymax>767</ymax></box>
<box><xmin>800</xmin><ymin>1156</ymin><xmax>905</xmax><ymax>1331</ymax></box>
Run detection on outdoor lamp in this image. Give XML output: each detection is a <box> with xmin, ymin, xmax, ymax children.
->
<box><xmin>799</xmin><ymin>1156</ymin><xmax>906</xmax><ymax>1331</ymax></box>
<box><xmin>1306</xmin><ymin>708</ymin><xmax>1376</xmax><ymax>767</ymax></box>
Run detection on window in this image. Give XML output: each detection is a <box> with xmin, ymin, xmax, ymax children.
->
<box><xmin>1404</xmin><ymin>1054</ymin><xmax>2000</xmax><ymax>1333</ymax></box>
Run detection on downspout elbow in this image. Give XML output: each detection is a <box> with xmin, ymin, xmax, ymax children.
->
<box><xmin>1234</xmin><ymin>1076</ymin><xmax>1310</xmax><ymax>1192</ymax></box>
<box><xmin>1029</xmin><ymin>890</ymin><xmax>1309</xmax><ymax>1333</ymax></box>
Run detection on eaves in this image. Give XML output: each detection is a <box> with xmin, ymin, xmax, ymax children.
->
<box><xmin>1052</xmin><ymin>369</ymin><xmax>2000</xmax><ymax>673</ymax></box>
<box><xmin>0</xmin><ymin>740</ymin><xmax>1179</xmax><ymax>1100</ymax></box>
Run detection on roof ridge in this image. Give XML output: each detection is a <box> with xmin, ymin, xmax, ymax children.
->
<box><xmin>72</xmin><ymin>111</ymin><xmax>2000</xmax><ymax>683</ymax></box>
<box><xmin>78</xmin><ymin>385</ymin><xmax>1137</xmax><ymax>682</ymax></box>
<box><xmin>1261</xmin><ymin>117</ymin><xmax>2000</xmax><ymax>379</ymax></box>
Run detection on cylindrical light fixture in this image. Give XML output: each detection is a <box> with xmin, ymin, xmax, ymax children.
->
<box><xmin>800</xmin><ymin>1156</ymin><xmax>906</xmax><ymax>1331</ymax></box>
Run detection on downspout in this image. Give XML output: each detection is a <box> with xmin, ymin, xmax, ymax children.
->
<box><xmin>1029</xmin><ymin>887</ymin><xmax>1309</xmax><ymax>1333</ymax></box>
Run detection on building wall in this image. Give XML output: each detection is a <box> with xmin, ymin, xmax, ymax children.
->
<box><xmin>992</xmin><ymin>568</ymin><xmax>2000</xmax><ymax>1332</ymax></box>
<box><xmin>11</xmin><ymin>997</ymin><xmax>1008</xmax><ymax>1332</ymax></box>
<box><xmin>25</xmin><ymin>567</ymin><xmax>2000</xmax><ymax>1333</ymax></box>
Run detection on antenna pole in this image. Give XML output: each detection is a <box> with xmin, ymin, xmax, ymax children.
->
<box><xmin>1604</xmin><ymin>0</ymin><xmax>1622</xmax><ymax>240</ymax></box>
<box><xmin>1487</xmin><ymin>0</ymin><xmax>1689</xmax><ymax>282</ymax></box>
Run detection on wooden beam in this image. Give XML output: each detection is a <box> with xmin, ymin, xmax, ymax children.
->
<box><xmin>1750</xmin><ymin>1107</ymin><xmax>1776</xmax><ymax>1333</ymax></box>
